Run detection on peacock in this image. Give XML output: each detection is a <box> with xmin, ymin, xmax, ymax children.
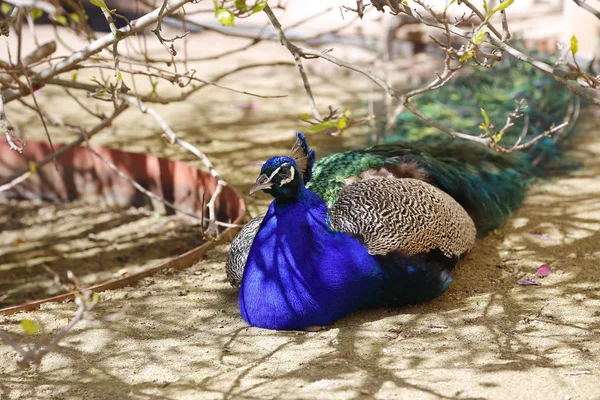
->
<box><xmin>226</xmin><ymin>53</ymin><xmax>585</xmax><ymax>331</ymax></box>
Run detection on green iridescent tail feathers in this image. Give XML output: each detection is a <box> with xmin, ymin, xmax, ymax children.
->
<box><xmin>309</xmin><ymin>51</ymin><xmax>589</xmax><ymax>235</ymax></box>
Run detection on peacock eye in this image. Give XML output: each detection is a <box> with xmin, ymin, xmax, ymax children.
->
<box><xmin>278</xmin><ymin>168</ymin><xmax>291</xmax><ymax>179</ymax></box>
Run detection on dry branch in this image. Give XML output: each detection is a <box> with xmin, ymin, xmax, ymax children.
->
<box><xmin>1</xmin><ymin>0</ymin><xmax>195</xmax><ymax>104</ymax></box>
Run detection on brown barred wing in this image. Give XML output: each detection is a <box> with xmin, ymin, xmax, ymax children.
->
<box><xmin>226</xmin><ymin>214</ymin><xmax>265</xmax><ymax>287</ymax></box>
<box><xmin>328</xmin><ymin>177</ymin><xmax>476</xmax><ymax>259</ymax></box>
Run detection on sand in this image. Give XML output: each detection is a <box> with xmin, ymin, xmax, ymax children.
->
<box><xmin>2</xmin><ymin>115</ymin><xmax>600</xmax><ymax>400</ymax></box>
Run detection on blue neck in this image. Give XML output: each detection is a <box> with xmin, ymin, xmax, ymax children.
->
<box><xmin>238</xmin><ymin>188</ymin><xmax>385</xmax><ymax>330</ymax></box>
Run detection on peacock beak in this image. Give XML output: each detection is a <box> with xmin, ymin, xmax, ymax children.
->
<box><xmin>249</xmin><ymin>174</ymin><xmax>273</xmax><ymax>194</ymax></box>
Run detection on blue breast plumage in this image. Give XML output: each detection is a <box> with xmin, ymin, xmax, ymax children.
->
<box><xmin>239</xmin><ymin>186</ymin><xmax>384</xmax><ymax>330</ymax></box>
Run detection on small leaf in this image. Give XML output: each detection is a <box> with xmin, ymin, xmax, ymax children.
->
<box><xmin>55</xmin><ymin>15</ymin><xmax>68</xmax><ymax>26</ymax></box>
<box><xmin>571</xmin><ymin>34</ymin><xmax>579</xmax><ymax>57</ymax></box>
<box><xmin>30</xmin><ymin>8</ymin><xmax>43</xmax><ymax>20</ymax></box>
<box><xmin>300</xmin><ymin>113</ymin><xmax>311</xmax><ymax>121</ymax></box>
<box><xmin>252</xmin><ymin>0</ymin><xmax>268</xmax><ymax>13</ymax></box>
<box><xmin>90</xmin><ymin>0</ymin><xmax>109</xmax><ymax>10</ymax></box>
<box><xmin>459</xmin><ymin>51</ymin><xmax>473</xmax><ymax>63</ymax></box>
<box><xmin>117</xmin><ymin>71</ymin><xmax>123</xmax><ymax>83</ymax></box>
<box><xmin>337</xmin><ymin>115</ymin><xmax>347</xmax><ymax>130</ymax></box>
<box><xmin>480</xmin><ymin>108</ymin><xmax>490</xmax><ymax>126</ymax></box>
<box><xmin>489</xmin><ymin>0</ymin><xmax>514</xmax><ymax>16</ymax></box>
<box><xmin>235</xmin><ymin>0</ymin><xmax>247</xmax><ymax>12</ymax></box>
<box><xmin>215</xmin><ymin>8</ymin><xmax>235</xmax><ymax>26</ymax></box>
<box><xmin>28</xmin><ymin>161</ymin><xmax>37</xmax><ymax>174</ymax></box>
<box><xmin>21</xmin><ymin>319</ymin><xmax>40</xmax><ymax>335</ymax></box>
<box><xmin>473</xmin><ymin>28</ymin><xmax>486</xmax><ymax>44</ymax></box>
<box><xmin>343</xmin><ymin>108</ymin><xmax>352</xmax><ymax>117</ymax></box>
<box><xmin>483</xmin><ymin>0</ymin><xmax>488</xmax><ymax>14</ymax></box>
<box><xmin>1</xmin><ymin>3</ymin><xmax>12</xmax><ymax>15</ymax></box>
<box><xmin>92</xmin><ymin>292</ymin><xmax>100</xmax><ymax>304</ymax></box>
<box><xmin>69</xmin><ymin>12</ymin><xmax>81</xmax><ymax>24</ymax></box>
<box><xmin>307</xmin><ymin>121</ymin><xmax>337</xmax><ymax>133</ymax></box>
<box><xmin>72</xmin><ymin>72</ymin><xmax>78</xmax><ymax>82</ymax></box>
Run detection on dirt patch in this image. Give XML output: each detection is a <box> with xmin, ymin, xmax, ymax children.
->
<box><xmin>0</xmin><ymin>198</ymin><xmax>205</xmax><ymax>307</ymax></box>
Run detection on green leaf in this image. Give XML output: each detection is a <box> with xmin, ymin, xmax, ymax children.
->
<box><xmin>72</xmin><ymin>73</ymin><xmax>78</xmax><ymax>82</ymax></box>
<box><xmin>55</xmin><ymin>15</ymin><xmax>68</xmax><ymax>26</ymax></box>
<box><xmin>215</xmin><ymin>8</ymin><xmax>235</xmax><ymax>26</ymax></box>
<box><xmin>337</xmin><ymin>115</ymin><xmax>347</xmax><ymax>130</ymax></box>
<box><xmin>235</xmin><ymin>0</ymin><xmax>247</xmax><ymax>12</ymax></box>
<box><xmin>150</xmin><ymin>80</ymin><xmax>159</xmax><ymax>96</ymax></box>
<box><xmin>90</xmin><ymin>0</ymin><xmax>109</xmax><ymax>10</ymax></box>
<box><xmin>252</xmin><ymin>0</ymin><xmax>268</xmax><ymax>13</ymax></box>
<box><xmin>30</xmin><ymin>8</ymin><xmax>43</xmax><ymax>20</ymax></box>
<box><xmin>1</xmin><ymin>3</ymin><xmax>12</xmax><ymax>16</ymax></box>
<box><xmin>300</xmin><ymin>113</ymin><xmax>311</xmax><ymax>121</ymax></box>
<box><xmin>473</xmin><ymin>28</ymin><xmax>486</xmax><ymax>44</ymax></box>
<box><xmin>69</xmin><ymin>12</ymin><xmax>81</xmax><ymax>24</ymax></box>
<box><xmin>307</xmin><ymin>121</ymin><xmax>337</xmax><ymax>133</ymax></box>
<box><xmin>20</xmin><ymin>319</ymin><xmax>40</xmax><ymax>335</ymax></box>
<box><xmin>459</xmin><ymin>51</ymin><xmax>473</xmax><ymax>63</ymax></box>
<box><xmin>483</xmin><ymin>0</ymin><xmax>488</xmax><ymax>14</ymax></box>
<box><xmin>480</xmin><ymin>108</ymin><xmax>490</xmax><ymax>127</ymax></box>
<box><xmin>117</xmin><ymin>71</ymin><xmax>122</xmax><ymax>83</ymax></box>
<box><xmin>489</xmin><ymin>0</ymin><xmax>514</xmax><ymax>16</ymax></box>
<box><xmin>571</xmin><ymin>34</ymin><xmax>579</xmax><ymax>57</ymax></box>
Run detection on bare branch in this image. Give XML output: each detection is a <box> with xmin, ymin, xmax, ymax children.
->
<box><xmin>263</xmin><ymin>4</ymin><xmax>322</xmax><ymax>121</ymax></box>
<box><xmin>3</xmin><ymin>0</ymin><xmax>56</xmax><ymax>15</ymax></box>
<box><xmin>572</xmin><ymin>0</ymin><xmax>600</xmax><ymax>20</ymax></box>
<box><xmin>0</xmin><ymin>271</ymin><xmax>124</xmax><ymax>369</ymax></box>
<box><xmin>1</xmin><ymin>0</ymin><xmax>195</xmax><ymax>104</ymax></box>
<box><xmin>152</xmin><ymin>0</ymin><xmax>190</xmax><ymax>56</ymax></box>
<box><xmin>0</xmin><ymin>104</ymin><xmax>129</xmax><ymax>193</ymax></box>
<box><xmin>0</xmin><ymin>92</ymin><xmax>25</xmax><ymax>152</ymax></box>
<box><xmin>123</xmin><ymin>95</ymin><xmax>230</xmax><ymax>235</ymax></box>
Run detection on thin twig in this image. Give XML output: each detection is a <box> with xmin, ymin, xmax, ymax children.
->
<box><xmin>3</xmin><ymin>0</ymin><xmax>56</xmax><ymax>15</ymax></box>
<box><xmin>572</xmin><ymin>0</ymin><xmax>600</xmax><ymax>20</ymax></box>
<box><xmin>0</xmin><ymin>271</ymin><xmax>123</xmax><ymax>369</ymax></box>
<box><xmin>1</xmin><ymin>0</ymin><xmax>195</xmax><ymax>104</ymax></box>
<box><xmin>0</xmin><ymin>104</ymin><xmax>129</xmax><ymax>192</ymax></box>
<box><xmin>152</xmin><ymin>0</ymin><xmax>190</xmax><ymax>56</ymax></box>
<box><xmin>79</xmin><ymin>130</ymin><xmax>205</xmax><ymax>224</ymax></box>
<box><xmin>263</xmin><ymin>4</ymin><xmax>322</xmax><ymax>121</ymax></box>
<box><xmin>122</xmin><ymin>95</ymin><xmax>231</xmax><ymax>235</ymax></box>
<box><xmin>0</xmin><ymin>92</ymin><xmax>25</xmax><ymax>152</ymax></box>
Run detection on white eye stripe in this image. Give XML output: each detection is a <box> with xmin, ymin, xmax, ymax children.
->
<box><xmin>267</xmin><ymin>166</ymin><xmax>282</xmax><ymax>181</ymax></box>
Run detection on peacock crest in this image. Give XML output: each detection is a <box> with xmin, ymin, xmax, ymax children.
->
<box><xmin>289</xmin><ymin>132</ymin><xmax>316</xmax><ymax>184</ymax></box>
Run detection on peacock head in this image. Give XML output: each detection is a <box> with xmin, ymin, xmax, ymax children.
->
<box><xmin>249</xmin><ymin>132</ymin><xmax>316</xmax><ymax>200</ymax></box>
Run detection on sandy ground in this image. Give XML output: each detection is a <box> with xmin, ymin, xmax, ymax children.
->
<box><xmin>2</xmin><ymin>125</ymin><xmax>600</xmax><ymax>399</ymax></box>
<box><xmin>0</xmin><ymin>198</ymin><xmax>206</xmax><ymax>306</ymax></box>
<box><xmin>1</xmin><ymin>8</ymin><xmax>600</xmax><ymax>400</ymax></box>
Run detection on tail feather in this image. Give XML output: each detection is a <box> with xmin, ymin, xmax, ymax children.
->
<box><xmin>311</xmin><ymin>50</ymin><xmax>588</xmax><ymax>234</ymax></box>
<box><xmin>309</xmin><ymin>141</ymin><xmax>535</xmax><ymax>234</ymax></box>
